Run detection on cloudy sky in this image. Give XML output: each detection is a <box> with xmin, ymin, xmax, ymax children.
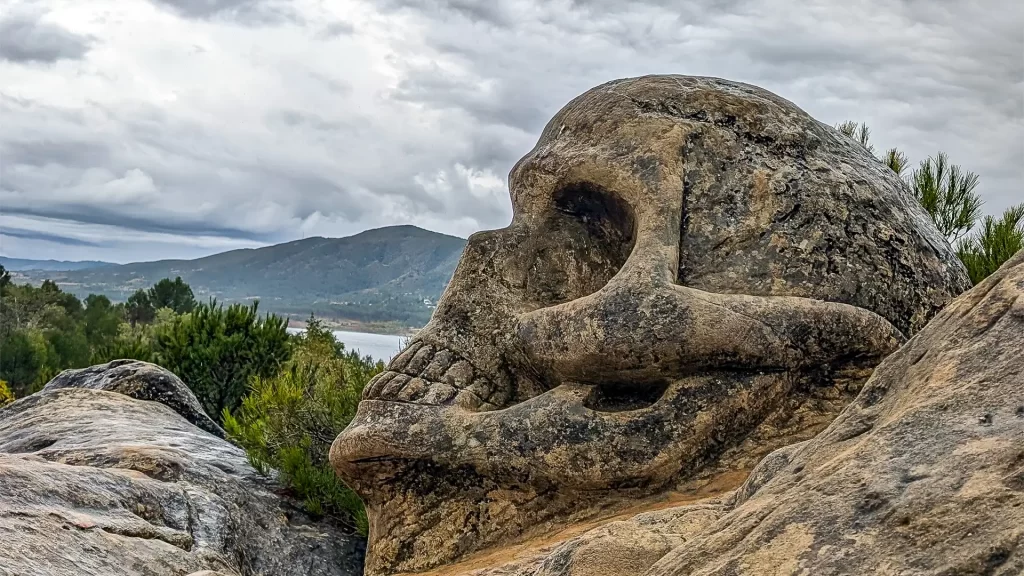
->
<box><xmin>1</xmin><ymin>0</ymin><xmax>1021</xmax><ymax>263</ymax></box>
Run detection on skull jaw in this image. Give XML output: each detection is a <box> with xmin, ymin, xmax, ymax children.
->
<box><xmin>331</xmin><ymin>364</ymin><xmax>877</xmax><ymax>575</ymax></box>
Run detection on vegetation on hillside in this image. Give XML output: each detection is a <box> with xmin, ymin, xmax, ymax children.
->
<box><xmin>159</xmin><ymin>300</ymin><xmax>292</xmax><ymax>416</ymax></box>
<box><xmin>0</xmin><ymin>270</ymin><xmax>103</xmax><ymax>396</ymax></box>
<box><xmin>836</xmin><ymin>121</ymin><xmax>1021</xmax><ymax>284</ymax></box>
<box><xmin>126</xmin><ymin>276</ymin><xmax>196</xmax><ymax>326</ymax></box>
<box><xmin>0</xmin><ymin>272</ymin><xmax>291</xmax><ymax>405</ymax></box>
<box><xmin>224</xmin><ymin>315</ymin><xmax>383</xmax><ymax>534</ymax></box>
<box><xmin>14</xmin><ymin>225</ymin><xmax>464</xmax><ymax>327</ymax></box>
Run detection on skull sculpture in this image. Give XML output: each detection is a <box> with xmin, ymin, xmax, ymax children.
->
<box><xmin>331</xmin><ymin>75</ymin><xmax>969</xmax><ymax>575</ymax></box>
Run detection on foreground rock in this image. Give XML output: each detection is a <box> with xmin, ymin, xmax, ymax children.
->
<box><xmin>0</xmin><ymin>361</ymin><xmax>365</xmax><ymax>576</ymax></box>
<box><xmin>43</xmin><ymin>359</ymin><xmax>224</xmax><ymax>437</ymax></box>
<box><xmin>456</xmin><ymin>250</ymin><xmax>1024</xmax><ymax>575</ymax></box>
<box><xmin>331</xmin><ymin>74</ymin><xmax>969</xmax><ymax>574</ymax></box>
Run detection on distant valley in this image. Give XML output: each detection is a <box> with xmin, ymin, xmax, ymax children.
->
<box><xmin>6</xmin><ymin>225</ymin><xmax>467</xmax><ymax>331</ymax></box>
<box><xmin>0</xmin><ymin>257</ymin><xmax>113</xmax><ymax>272</ymax></box>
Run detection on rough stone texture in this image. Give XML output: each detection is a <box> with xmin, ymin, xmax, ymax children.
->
<box><xmin>43</xmin><ymin>359</ymin><xmax>224</xmax><ymax>437</ymax></box>
<box><xmin>0</xmin><ymin>364</ymin><xmax>365</xmax><ymax>576</ymax></box>
<box><xmin>331</xmin><ymin>74</ymin><xmax>970</xmax><ymax>575</ymax></box>
<box><xmin>453</xmin><ymin>249</ymin><xmax>1024</xmax><ymax>576</ymax></box>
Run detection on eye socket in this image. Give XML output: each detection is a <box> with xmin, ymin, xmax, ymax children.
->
<box><xmin>521</xmin><ymin>182</ymin><xmax>636</xmax><ymax>310</ymax></box>
<box><xmin>553</xmin><ymin>183</ymin><xmax>636</xmax><ymax>253</ymax></box>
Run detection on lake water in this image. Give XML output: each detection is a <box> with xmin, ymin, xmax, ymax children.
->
<box><xmin>286</xmin><ymin>328</ymin><xmax>406</xmax><ymax>362</ymax></box>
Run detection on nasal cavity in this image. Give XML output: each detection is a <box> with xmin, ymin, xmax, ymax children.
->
<box><xmin>583</xmin><ymin>380</ymin><xmax>670</xmax><ymax>412</ymax></box>
<box><xmin>523</xmin><ymin>182</ymin><xmax>637</xmax><ymax>309</ymax></box>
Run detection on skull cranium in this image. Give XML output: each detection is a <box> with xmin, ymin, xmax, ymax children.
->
<box><xmin>331</xmin><ymin>75</ymin><xmax>969</xmax><ymax>575</ymax></box>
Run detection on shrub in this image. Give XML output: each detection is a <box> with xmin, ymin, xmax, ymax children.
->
<box><xmin>957</xmin><ymin>203</ymin><xmax>1024</xmax><ymax>285</ymax></box>
<box><xmin>90</xmin><ymin>330</ymin><xmax>157</xmax><ymax>365</ymax></box>
<box><xmin>911</xmin><ymin>152</ymin><xmax>983</xmax><ymax>244</ymax></box>
<box><xmin>223</xmin><ymin>315</ymin><xmax>384</xmax><ymax>535</ymax></box>
<box><xmin>157</xmin><ymin>299</ymin><xmax>291</xmax><ymax>416</ymax></box>
<box><xmin>0</xmin><ymin>380</ymin><xmax>14</xmax><ymax>407</ymax></box>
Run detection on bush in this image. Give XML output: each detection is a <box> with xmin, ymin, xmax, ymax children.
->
<box><xmin>957</xmin><ymin>203</ymin><xmax>1024</xmax><ymax>285</ymax></box>
<box><xmin>0</xmin><ymin>380</ymin><xmax>15</xmax><ymax>407</ymax></box>
<box><xmin>223</xmin><ymin>315</ymin><xmax>384</xmax><ymax>535</ymax></box>
<box><xmin>90</xmin><ymin>329</ymin><xmax>157</xmax><ymax>365</ymax></box>
<box><xmin>157</xmin><ymin>299</ymin><xmax>291</xmax><ymax>417</ymax></box>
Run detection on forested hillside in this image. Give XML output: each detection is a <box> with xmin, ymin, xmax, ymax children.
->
<box><xmin>13</xmin><ymin>226</ymin><xmax>466</xmax><ymax>327</ymax></box>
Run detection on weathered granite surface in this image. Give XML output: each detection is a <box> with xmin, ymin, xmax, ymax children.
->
<box><xmin>331</xmin><ymin>74</ymin><xmax>970</xmax><ymax>575</ymax></box>
<box><xmin>43</xmin><ymin>359</ymin><xmax>224</xmax><ymax>437</ymax></box>
<box><xmin>0</xmin><ymin>361</ymin><xmax>365</xmax><ymax>576</ymax></box>
<box><xmin>455</xmin><ymin>249</ymin><xmax>1024</xmax><ymax>576</ymax></box>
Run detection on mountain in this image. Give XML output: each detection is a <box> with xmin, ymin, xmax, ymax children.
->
<box><xmin>19</xmin><ymin>225</ymin><xmax>467</xmax><ymax>328</ymax></box>
<box><xmin>0</xmin><ymin>257</ymin><xmax>113</xmax><ymax>272</ymax></box>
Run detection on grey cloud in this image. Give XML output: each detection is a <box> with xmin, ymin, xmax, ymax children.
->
<box><xmin>149</xmin><ymin>0</ymin><xmax>302</xmax><ymax>25</ymax></box>
<box><xmin>272</xmin><ymin>109</ymin><xmax>357</xmax><ymax>133</ymax></box>
<box><xmin>391</xmin><ymin>68</ymin><xmax>549</xmax><ymax>133</ymax></box>
<box><xmin>0</xmin><ymin>202</ymin><xmax>274</xmax><ymax>243</ymax></box>
<box><xmin>0</xmin><ymin>95</ymin><xmax>371</xmax><ymax>245</ymax></box>
<box><xmin>0</xmin><ymin>10</ymin><xmax>93</xmax><ymax>63</ymax></box>
<box><xmin>379</xmin><ymin>0</ymin><xmax>514</xmax><ymax>26</ymax></box>
<box><xmin>465</xmin><ymin>128</ymin><xmax>532</xmax><ymax>175</ymax></box>
<box><xmin>1</xmin><ymin>139</ymin><xmax>111</xmax><ymax>168</ymax></box>
<box><xmin>0</xmin><ymin>226</ymin><xmax>101</xmax><ymax>247</ymax></box>
<box><xmin>318</xmin><ymin>21</ymin><xmax>355</xmax><ymax>38</ymax></box>
<box><xmin>380</xmin><ymin>0</ymin><xmax>1023</xmax><ymax>215</ymax></box>
<box><xmin>304</xmin><ymin>70</ymin><xmax>353</xmax><ymax>95</ymax></box>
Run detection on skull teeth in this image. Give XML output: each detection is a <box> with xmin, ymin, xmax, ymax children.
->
<box><xmin>362</xmin><ymin>341</ymin><xmax>510</xmax><ymax>412</ymax></box>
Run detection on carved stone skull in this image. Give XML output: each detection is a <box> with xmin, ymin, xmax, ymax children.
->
<box><xmin>331</xmin><ymin>75</ymin><xmax>969</xmax><ymax>575</ymax></box>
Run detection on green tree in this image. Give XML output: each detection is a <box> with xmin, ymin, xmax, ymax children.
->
<box><xmin>0</xmin><ymin>265</ymin><xmax>10</xmax><ymax>293</ymax></box>
<box><xmin>157</xmin><ymin>299</ymin><xmax>291</xmax><ymax>416</ymax></box>
<box><xmin>911</xmin><ymin>152</ymin><xmax>983</xmax><ymax>244</ymax></box>
<box><xmin>83</xmin><ymin>295</ymin><xmax>123</xmax><ymax>347</ymax></box>
<box><xmin>38</xmin><ymin>280</ymin><xmax>84</xmax><ymax>319</ymax></box>
<box><xmin>956</xmin><ymin>204</ymin><xmax>1024</xmax><ymax>285</ymax></box>
<box><xmin>223</xmin><ymin>314</ymin><xmax>383</xmax><ymax>534</ymax></box>
<box><xmin>0</xmin><ymin>280</ymin><xmax>89</xmax><ymax>395</ymax></box>
<box><xmin>92</xmin><ymin>307</ymin><xmax>180</xmax><ymax>365</ymax></box>
<box><xmin>126</xmin><ymin>289</ymin><xmax>156</xmax><ymax>326</ymax></box>
<box><xmin>35</xmin><ymin>304</ymin><xmax>91</xmax><ymax>381</ymax></box>
<box><xmin>149</xmin><ymin>277</ymin><xmax>196</xmax><ymax>314</ymax></box>
<box><xmin>0</xmin><ymin>331</ymin><xmax>41</xmax><ymax>396</ymax></box>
